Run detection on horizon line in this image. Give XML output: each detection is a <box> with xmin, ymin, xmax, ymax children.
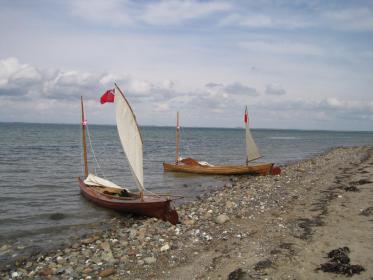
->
<box><xmin>0</xmin><ymin>121</ymin><xmax>372</xmax><ymax>133</ymax></box>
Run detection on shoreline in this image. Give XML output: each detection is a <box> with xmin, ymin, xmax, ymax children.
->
<box><xmin>1</xmin><ymin>145</ymin><xmax>373</xmax><ymax>279</ymax></box>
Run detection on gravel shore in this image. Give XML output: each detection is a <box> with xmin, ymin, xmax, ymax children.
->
<box><xmin>1</xmin><ymin>145</ymin><xmax>372</xmax><ymax>279</ymax></box>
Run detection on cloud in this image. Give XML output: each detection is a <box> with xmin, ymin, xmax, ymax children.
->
<box><xmin>265</xmin><ymin>84</ymin><xmax>286</xmax><ymax>96</ymax></box>
<box><xmin>219</xmin><ymin>5</ymin><xmax>373</xmax><ymax>33</ymax></box>
<box><xmin>220</xmin><ymin>13</ymin><xmax>312</xmax><ymax>29</ymax></box>
<box><xmin>70</xmin><ymin>0</ymin><xmax>134</xmax><ymax>26</ymax></box>
<box><xmin>238</xmin><ymin>40</ymin><xmax>324</xmax><ymax>56</ymax></box>
<box><xmin>205</xmin><ymin>82</ymin><xmax>223</xmax><ymax>88</ymax></box>
<box><xmin>0</xmin><ymin>57</ymin><xmax>372</xmax><ymax>130</ymax></box>
<box><xmin>69</xmin><ymin>0</ymin><xmax>231</xmax><ymax>26</ymax></box>
<box><xmin>224</xmin><ymin>82</ymin><xmax>258</xmax><ymax>96</ymax></box>
<box><xmin>255</xmin><ymin>97</ymin><xmax>373</xmax><ymax>121</ymax></box>
<box><xmin>0</xmin><ymin>57</ymin><xmax>43</xmax><ymax>97</ymax></box>
<box><xmin>204</xmin><ymin>82</ymin><xmax>258</xmax><ymax>96</ymax></box>
<box><xmin>322</xmin><ymin>8</ymin><xmax>373</xmax><ymax>31</ymax></box>
<box><xmin>140</xmin><ymin>0</ymin><xmax>231</xmax><ymax>25</ymax></box>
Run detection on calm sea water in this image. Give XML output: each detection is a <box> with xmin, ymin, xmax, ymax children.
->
<box><xmin>0</xmin><ymin>122</ymin><xmax>373</xmax><ymax>261</ymax></box>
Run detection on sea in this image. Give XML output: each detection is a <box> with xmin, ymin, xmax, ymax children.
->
<box><xmin>0</xmin><ymin>122</ymin><xmax>373</xmax><ymax>265</ymax></box>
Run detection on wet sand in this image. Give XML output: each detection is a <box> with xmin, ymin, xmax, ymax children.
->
<box><xmin>1</xmin><ymin>145</ymin><xmax>372</xmax><ymax>279</ymax></box>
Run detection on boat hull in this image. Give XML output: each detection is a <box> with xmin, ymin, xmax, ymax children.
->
<box><xmin>163</xmin><ymin>162</ymin><xmax>274</xmax><ymax>175</ymax></box>
<box><xmin>78</xmin><ymin>178</ymin><xmax>179</xmax><ymax>225</ymax></box>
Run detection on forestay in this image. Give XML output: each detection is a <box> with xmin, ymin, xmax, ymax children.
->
<box><xmin>115</xmin><ymin>84</ymin><xmax>145</xmax><ymax>192</ymax></box>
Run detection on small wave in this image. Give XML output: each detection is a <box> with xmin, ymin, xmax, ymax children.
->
<box><xmin>269</xmin><ymin>136</ymin><xmax>300</xmax><ymax>140</ymax></box>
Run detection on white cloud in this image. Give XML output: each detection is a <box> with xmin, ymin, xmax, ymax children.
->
<box><xmin>219</xmin><ymin>11</ymin><xmax>313</xmax><ymax>30</ymax></box>
<box><xmin>0</xmin><ymin>57</ymin><xmax>43</xmax><ymax>96</ymax></box>
<box><xmin>239</xmin><ymin>40</ymin><xmax>324</xmax><ymax>56</ymax></box>
<box><xmin>140</xmin><ymin>0</ymin><xmax>231</xmax><ymax>25</ymax></box>
<box><xmin>0</xmin><ymin>57</ymin><xmax>372</xmax><ymax>130</ymax></box>
<box><xmin>265</xmin><ymin>84</ymin><xmax>286</xmax><ymax>96</ymax></box>
<box><xmin>323</xmin><ymin>8</ymin><xmax>373</xmax><ymax>31</ymax></box>
<box><xmin>70</xmin><ymin>0</ymin><xmax>134</xmax><ymax>26</ymax></box>
<box><xmin>69</xmin><ymin>0</ymin><xmax>231</xmax><ymax>26</ymax></box>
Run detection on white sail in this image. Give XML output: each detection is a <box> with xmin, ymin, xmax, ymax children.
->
<box><xmin>115</xmin><ymin>84</ymin><xmax>145</xmax><ymax>192</ymax></box>
<box><xmin>245</xmin><ymin>107</ymin><xmax>261</xmax><ymax>162</ymax></box>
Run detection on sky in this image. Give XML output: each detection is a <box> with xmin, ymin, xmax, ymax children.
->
<box><xmin>0</xmin><ymin>0</ymin><xmax>372</xmax><ymax>131</ymax></box>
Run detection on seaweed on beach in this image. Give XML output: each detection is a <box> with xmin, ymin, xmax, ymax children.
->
<box><xmin>360</xmin><ymin>207</ymin><xmax>373</xmax><ymax>216</ymax></box>
<box><xmin>228</xmin><ymin>268</ymin><xmax>252</xmax><ymax>280</ymax></box>
<box><xmin>356</xmin><ymin>179</ymin><xmax>372</xmax><ymax>185</ymax></box>
<box><xmin>317</xmin><ymin>247</ymin><xmax>365</xmax><ymax>276</ymax></box>
<box><xmin>343</xmin><ymin>185</ymin><xmax>360</xmax><ymax>192</ymax></box>
<box><xmin>327</xmin><ymin>247</ymin><xmax>350</xmax><ymax>263</ymax></box>
<box><xmin>254</xmin><ymin>259</ymin><xmax>272</xmax><ymax>271</ymax></box>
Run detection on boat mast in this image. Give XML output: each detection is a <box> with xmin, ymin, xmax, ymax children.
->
<box><xmin>81</xmin><ymin>96</ymin><xmax>89</xmax><ymax>177</ymax></box>
<box><xmin>176</xmin><ymin>111</ymin><xmax>180</xmax><ymax>164</ymax></box>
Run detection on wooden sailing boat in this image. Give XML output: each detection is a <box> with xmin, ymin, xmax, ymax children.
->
<box><xmin>163</xmin><ymin>108</ymin><xmax>281</xmax><ymax>176</ymax></box>
<box><xmin>78</xmin><ymin>84</ymin><xmax>179</xmax><ymax>225</ymax></box>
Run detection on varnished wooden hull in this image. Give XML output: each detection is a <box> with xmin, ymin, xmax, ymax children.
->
<box><xmin>163</xmin><ymin>162</ymin><xmax>274</xmax><ymax>175</ymax></box>
<box><xmin>78</xmin><ymin>178</ymin><xmax>179</xmax><ymax>225</ymax></box>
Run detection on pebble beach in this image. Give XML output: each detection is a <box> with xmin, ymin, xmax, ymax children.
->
<box><xmin>1</xmin><ymin>145</ymin><xmax>373</xmax><ymax>279</ymax></box>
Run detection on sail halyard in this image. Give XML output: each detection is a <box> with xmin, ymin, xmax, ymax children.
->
<box><xmin>114</xmin><ymin>84</ymin><xmax>145</xmax><ymax>192</ymax></box>
<box><xmin>245</xmin><ymin>106</ymin><xmax>262</xmax><ymax>163</ymax></box>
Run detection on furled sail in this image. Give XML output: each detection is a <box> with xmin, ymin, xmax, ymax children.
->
<box><xmin>115</xmin><ymin>84</ymin><xmax>145</xmax><ymax>192</ymax></box>
<box><xmin>244</xmin><ymin>106</ymin><xmax>261</xmax><ymax>162</ymax></box>
<box><xmin>84</xmin><ymin>173</ymin><xmax>125</xmax><ymax>190</ymax></box>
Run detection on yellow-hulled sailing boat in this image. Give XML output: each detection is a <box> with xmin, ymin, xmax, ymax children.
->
<box><xmin>163</xmin><ymin>108</ymin><xmax>281</xmax><ymax>176</ymax></box>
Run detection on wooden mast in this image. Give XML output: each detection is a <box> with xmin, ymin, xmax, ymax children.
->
<box><xmin>245</xmin><ymin>106</ymin><xmax>248</xmax><ymax>166</ymax></box>
<box><xmin>81</xmin><ymin>96</ymin><xmax>89</xmax><ymax>177</ymax></box>
<box><xmin>176</xmin><ymin>111</ymin><xmax>180</xmax><ymax>164</ymax></box>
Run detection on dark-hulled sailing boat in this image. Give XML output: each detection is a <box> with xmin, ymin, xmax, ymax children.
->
<box><xmin>78</xmin><ymin>84</ymin><xmax>179</xmax><ymax>224</ymax></box>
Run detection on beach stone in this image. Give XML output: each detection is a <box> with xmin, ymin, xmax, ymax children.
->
<box><xmin>226</xmin><ymin>201</ymin><xmax>235</xmax><ymax>209</ymax></box>
<box><xmin>56</xmin><ymin>256</ymin><xmax>64</xmax><ymax>264</ymax></box>
<box><xmin>144</xmin><ymin>257</ymin><xmax>157</xmax><ymax>264</ymax></box>
<box><xmin>184</xmin><ymin>218</ymin><xmax>195</xmax><ymax>226</ymax></box>
<box><xmin>0</xmin><ymin>244</ymin><xmax>9</xmax><ymax>251</ymax></box>
<box><xmin>99</xmin><ymin>267</ymin><xmax>115</xmax><ymax>277</ymax></box>
<box><xmin>39</xmin><ymin>267</ymin><xmax>54</xmax><ymax>276</ymax></box>
<box><xmin>56</xmin><ymin>268</ymin><xmax>65</xmax><ymax>275</ymax></box>
<box><xmin>215</xmin><ymin>214</ymin><xmax>230</xmax><ymax>224</ymax></box>
<box><xmin>101</xmin><ymin>241</ymin><xmax>111</xmax><ymax>251</ymax></box>
<box><xmin>138</xmin><ymin>228</ymin><xmax>146</xmax><ymax>241</ymax></box>
<box><xmin>160</xmin><ymin>243</ymin><xmax>170</xmax><ymax>252</ymax></box>
<box><xmin>83</xmin><ymin>267</ymin><xmax>93</xmax><ymax>274</ymax></box>
<box><xmin>129</xmin><ymin>229</ymin><xmax>137</xmax><ymax>239</ymax></box>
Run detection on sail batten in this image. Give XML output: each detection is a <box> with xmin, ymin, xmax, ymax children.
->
<box><xmin>245</xmin><ymin>107</ymin><xmax>261</xmax><ymax>162</ymax></box>
<box><xmin>115</xmin><ymin>84</ymin><xmax>144</xmax><ymax>192</ymax></box>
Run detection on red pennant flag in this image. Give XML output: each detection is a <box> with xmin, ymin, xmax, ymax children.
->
<box><xmin>100</xmin><ymin>89</ymin><xmax>115</xmax><ymax>104</ymax></box>
<box><xmin>244</xmin><ymin>106</ymin><xmax>248</xmax><ymax>124</ymax></box>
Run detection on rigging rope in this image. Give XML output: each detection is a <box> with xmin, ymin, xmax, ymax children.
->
<box><xmin>86</xmin><ymin>125</ymin><xmax>106</xmax><ymax>178</ymax></box>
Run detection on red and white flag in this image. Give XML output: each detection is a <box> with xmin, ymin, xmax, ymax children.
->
<box><xmin>100</xmin><ymin>89</ymin><xmax>115</xmax><ymax>104</ymax></box>
<box><xmin>244</xmin><ymin>106</ymin><xmax>248</xmax><ymax>124</ymax></box>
